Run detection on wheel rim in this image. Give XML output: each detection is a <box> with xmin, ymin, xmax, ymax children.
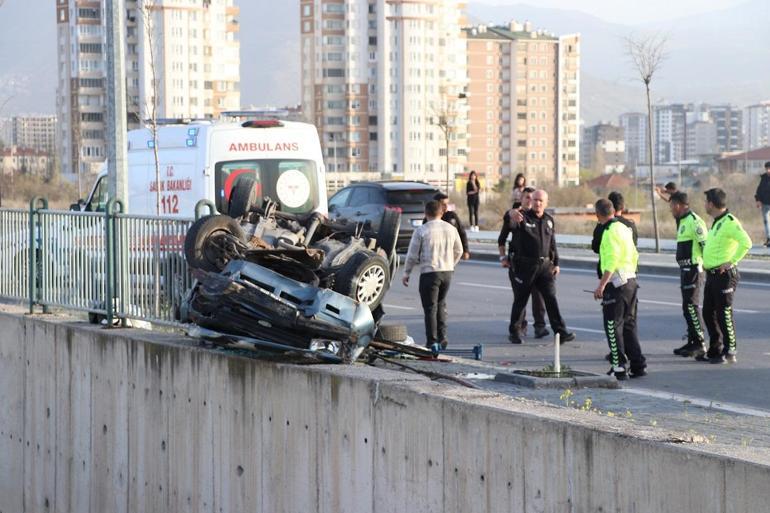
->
<box><xmin>356</xmin><ymin>264</ymin><xmax>386</xmax><ymax>305</ymax></box>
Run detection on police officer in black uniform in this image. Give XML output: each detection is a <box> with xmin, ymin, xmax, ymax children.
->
<box><xmin>498</xmin><ymin>187</ymin><xmax>547</xmax><ymax>338</ymax></box>
<box><xmin>506</xmin><ymin>189</ymin><xmax>575</xmax><ymax>344</ymax></box>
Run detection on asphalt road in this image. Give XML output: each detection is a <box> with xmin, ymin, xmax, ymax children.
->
<box><xmin>382</xmin><ymin>260</ymin><xmax>770</xmax><ymax>411</ymax></box>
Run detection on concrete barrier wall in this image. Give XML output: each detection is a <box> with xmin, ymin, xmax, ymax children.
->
<box><xmin>1</xmin><ymin>312</ymin><xmax>769</xmax><ymax>513</ymax></box>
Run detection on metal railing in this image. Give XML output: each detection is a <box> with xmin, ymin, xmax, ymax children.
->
<box><xmin>0</xmin><ymin>198</ymin><xmax>216</xmax><ymax>328</ymax></box>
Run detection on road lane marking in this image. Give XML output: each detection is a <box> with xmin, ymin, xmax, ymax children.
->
<box><xmin>570</xmin><ymin>327</ymin><xmax>605</xmax><ymax>334</ymax></box>
<box><xmin>619</xmin><ymin>388</ymin><xmax>770</xmax><ymax>419</ymax></box>
<box><xmin>458</xmin><ymin>282</ymin><xmax>509</xmax><ymax>290</ymax></box>
<box><xmin>383</xmin><ymin>304</ymin><xmax>416</xmax><ymax>311</ymax></box>
<box><xmin>640</xmin><ymin>299</ymin><xmax>758</xmax><ymax>314</ymax></box>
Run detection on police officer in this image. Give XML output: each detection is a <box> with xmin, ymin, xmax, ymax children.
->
<box><xmin>668</xmin><ymin>191</ymin><xmax>708</xmax><ymax>358</ymax></box>
<box><xmin>497</xmin><ymin>187</ymin><xmax>547</xmax><ymax>338</ymax></box>
<box><xmin>593</xmin><ymin>198</ymin><xmax>646</xmax><ymax>380</ymax></box>
<box><xmin>698</xmin><ymin>188</ymin><xmax>752</xmax><ymax>364</ymax></box>
<box><xmin>506</xmin><ymin>190</ymin><xmax>575</xmax><ymax>345</ymax></box>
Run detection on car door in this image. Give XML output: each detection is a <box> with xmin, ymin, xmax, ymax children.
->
<box><xmin>346</xmin><ymin>186</ymin><xmax>373</xmax><ymax>225</ymax></box>
<box><xmin>328</xmin><ymin>187</ymin><xmax>353</xmax><ymax>221</ymax></box>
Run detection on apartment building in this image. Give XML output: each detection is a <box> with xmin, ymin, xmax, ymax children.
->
<box><xmin>300</xmin><ymin>0</ymin><xmax>468</xmax><ymax>189</ymax></box>
<box><xmin>653</xmin><ymin>104</ymin><xmax>687</xmax><ymax>164</ymax></box>
<box><xmin>56</xmin><ymin>0</ymin><xmax>240</xmax><ymax>181</ymax></box>
<box><xmin>0</xmin><ymin>146</ymin><xmax>53</xmax><ymax>177</ymax></box>
<box><xmin>580</xmin><ymin>123</ymin><xmax>624</xmax><ymax>175</ymax></box>
<box><xmin>0</xmin><ymin>115</ymin><xmax>57</xmax><ymax>155</ymax></box>
<box><xmin>685</xmin><ymin>120</ymin><xmax>718</xmax><ymax>160</ymax></box>
<box><xmin>745</xmin><ymin>101</ymin><xmax>770</xmax><ymax>150</ymax></box>
<box><xmin>619</xmin><ymin>112</ymin><xmax>648</xmax><ymax>168</ymax></box>
<box><xmin>464</xmin><ymin>22</ymin><xmax>579</xmax><ymax>187</ymax></box>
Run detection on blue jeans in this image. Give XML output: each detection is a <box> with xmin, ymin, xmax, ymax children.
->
<box><xmin>763</xmin><ymin>204</ymin><xmax>770</xmax><ymax>241</ymax></box>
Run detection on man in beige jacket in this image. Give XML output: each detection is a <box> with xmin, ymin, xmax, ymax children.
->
<box><xmin>402</xmin><ymin>200</ymin><xmax>463</xmax><ymax>352</ymax></box>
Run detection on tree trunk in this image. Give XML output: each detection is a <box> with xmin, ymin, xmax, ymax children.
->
<box><xmin>645</xmin><ymin>83</ymin><xmax>660</xmax><ymax>253</ymax></box>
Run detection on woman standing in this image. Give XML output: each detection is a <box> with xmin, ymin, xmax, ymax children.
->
<box><xmin>466</xmin><ymin>170</ymin><xmax>481</xmax><ymax>231</ymax></box>
<box><xmin>511</xmin><ymin>173</ymin><xmax>527</xmax><ymax>208</ymax></box>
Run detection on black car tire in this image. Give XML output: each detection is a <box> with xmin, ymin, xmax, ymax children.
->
<box><xmin>334</xmin><ymin>251</ymin><xmax>390</xmax><ymax>310</ymax></box>
<box><xmin>184</xmin><ymin>215</ymin><xmax>246</xmax><ymax>272</ymax></box>
<box><xmin>375</xmin><ymin>208</ymin><xmax>401</xmax><ymax>260</ymax></box>
<box><xmin>376</xmin><ymin>323</ymin><xmax>408</xmax><ymax>343</ymax></box>
<box><xmin>227</xmin><ymin>175</ymin><xmax>258</xmax><ymax>219</ymax></box>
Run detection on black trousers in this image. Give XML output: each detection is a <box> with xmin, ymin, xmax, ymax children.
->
<box><xmin>508</xmin><ymin>266</ymin><xmax>546</xmax><ymax>332</ymax></box>
<box><xmin>602</xmin><ymin>279</ymin><xmax>645</xmax><ymax>371</ymax></box>
<box><xmin>467</xmin><ymin>198</ymin><xmax>479</xmax><ymax>226</ymax></box>
<box><xmin>680</xmin><ymin>266</ymin><xmax>705</xmax><ymax>344</ymax></box>
<box><xmin>508</xmin><ymin>261</ymin><xmax>566</xmax><ymax>335</ymax></box>
<box><xmin>703</xmin><ymin>268</ymin><xmax>739</xmax><ymax>356</ymax></box>
<box><xmin>419</xmin><ymin>271</ymin><xmax>453</xmax><ymax>345</ymax></box>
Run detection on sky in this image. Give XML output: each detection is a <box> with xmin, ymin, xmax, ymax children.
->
<box><xmin>474</xmin><ymin>0</ymin><xmax>747</xmax><ymax>24</ymax></box>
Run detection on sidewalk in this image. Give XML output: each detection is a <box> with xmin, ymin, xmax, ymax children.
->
<box><xmin>467</xmin><ymin>231</ymin><xmax>770</xmax><ymax>281</ymax></box>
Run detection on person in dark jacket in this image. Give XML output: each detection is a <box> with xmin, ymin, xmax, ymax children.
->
<box><xmin>466</xmin><ymin>170</ymin><xmax>481</xmax><ymax>231</ymax></box>
<box><xmin>755</xmin><ymin>161</ymin><xmax>770</xmax><ymax>247</ymax></box>
<box><xmin>425</xmin><ymin>192</ymin><xmax>470</xmax><ymax>260</ymax></box>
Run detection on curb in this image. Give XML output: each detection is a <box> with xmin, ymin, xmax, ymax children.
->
<box><xmin>494</xmin><ymin>370</ymin><xmax>620</xmax><ymax>389</ymax></box>
<box><xmin>470</xmin><ymin>251</ymin><xmax>770</xmax><ymax>282</ymax></box>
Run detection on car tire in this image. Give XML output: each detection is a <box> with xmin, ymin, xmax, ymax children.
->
<box><xmin>376</xmin><ymin>323</ymin><xmax>408</xmax><ymax>343</ymax></box>
<box><xmin>228</xmin><ymin>175</ymin><xmax>258</xmax><ymax>219</ymax></box>
<box><xmin>375</xmin><ymin>208</ymin><xmax>401</xmax><ymax>260</ymax></box>
<box><xmin>184</xmin><ymin>215</ymin><xmax>246</xmax><ymax>272</ymax></box>
<box><xmin>333</xmin><ymin>251</ymin><xmax>390</xmax><ymax>310</ymax></box>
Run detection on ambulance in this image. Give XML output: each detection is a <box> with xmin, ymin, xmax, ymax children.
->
<box><xmin>80</xmin><ymin>119</ymin><xmax>328</xmax><ymax>217</ymax></box>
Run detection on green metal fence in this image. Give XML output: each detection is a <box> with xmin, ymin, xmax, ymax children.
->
<box><xmin>0</xmin><ymin>198</ymin><xmax>215</xmax><ymax>327</ymax></box>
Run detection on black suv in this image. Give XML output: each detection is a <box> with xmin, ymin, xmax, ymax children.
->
<box><xmin>328</xmin><ymin>181</ymin><xmax>441</xmax><ymax>252</ymax></box>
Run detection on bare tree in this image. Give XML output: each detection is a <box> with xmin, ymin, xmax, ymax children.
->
<box><xmin>626</xmin><ymin>33</ymin><xmax>667</xmax><ymax>252</ymax></box>
<box><xmin>137</xmin><ymin>0</ymin><xmax>162</xmax><ymax>217</ymax></box>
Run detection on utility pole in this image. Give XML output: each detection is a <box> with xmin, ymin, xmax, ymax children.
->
<box><xmin>105</xmin><ymin>0</ymin><xmax>129</xmax><ymax>209</ymax></box>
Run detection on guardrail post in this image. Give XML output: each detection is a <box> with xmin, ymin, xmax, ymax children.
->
<box><xmin>105</xmin><ymin>198</ymin><xmax>124</xmax><ymax>327</ymax></box>
<box><xmin>28</xmin><ymin>197</ymin><xmax>48</xmax><ymax>314</ymax></box>
<box><xmin>194</xmin><ymin>199</ymin><xmax>216</xmax><ymax>220</ymax></box>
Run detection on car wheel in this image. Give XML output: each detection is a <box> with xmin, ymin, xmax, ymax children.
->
<box><xmin>375</xmin><ymin>208</ymin><xmax>401</xmax><ymax>260</ymax></box>
<box><xmin>184</xmin><ymin>215</ymin><xmax>246</xmax><ymax>272</ymax></box>
<box><xmin>334</xmin><ymin>251</ymin><xmax>390</xmax><ymax>310</ymax></box>
<box><xmin>228</xmin><ymin>175</ymin><xmax>258</xmax><ymax>219</ymax></box>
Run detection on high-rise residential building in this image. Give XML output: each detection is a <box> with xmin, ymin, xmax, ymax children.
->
<box><xmin>301</xmin><ymin>0</ymin><xmax>468</xmax><ymax>190</ymax></box>
<box><xmin>4</xmin><ymin>115</ymin><xmax>57</xmax><ymax>156</ymax></box>
<box><xmin>685</xmin><ymin>120</ymin><xmax>717</xmax><ymax>160</ymax></box>
<box><xmin>653</xmin><ymin>103</ymin><xmax>687</xmax><ymax>164</ymax></box>
<box><xmin>745</xmin><ymin>101</ymin><xmax>770</xmax><ymax>151</ymax></box>
<box><xmin>464</xmin><ymin>22</ymin><xmax>579</xmax><ymax>187</ymax></box>
<box><xmin>619</xmin><ymin>112</ymin><xmax>648</xmax><ymax>168</ymax></box>
<box><xmin>706</xmin><ymin>104</ymin><xmax>742</xmax><ymax>153</ymax></box>
<box><xmin>580</xmin><ymin>123</ymin><xmax>624</xmax><ymax>175</ymax></box>
<box><xmin>56</xmin><ymin>0</ymin><xmax>241</xmax><ymax>181</ymax></box>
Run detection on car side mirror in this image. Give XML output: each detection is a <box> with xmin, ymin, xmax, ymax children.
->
<box><xmin>328</xmin><ymin>204</ymin><xmax>337</xmax><ymax>212</ymax></box>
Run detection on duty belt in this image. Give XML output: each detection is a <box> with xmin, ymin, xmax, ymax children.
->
<box><xmin>514</xmin><ymin>256</ymin><xmax>551</xmax><ymax>265</ymax></box>
<box><xmin>706</xmin><ymin>265</ymin><xmax>734</xmax><ymax>275</ymax></box>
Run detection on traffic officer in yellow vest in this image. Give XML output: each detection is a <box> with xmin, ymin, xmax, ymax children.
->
<box><xmin>593</xmin><ymin>199</ymin><xmax>646</xmax><ymax>380</ymax></box>
<box><xmin>668</xmin><ymin>192</ymin><xmax>709</xmax><ymax>358</ymax></box>
<box><xmin>698</xmin><ymin>188</ymin><xmax>752</xmax><ymax>364</ymax></box>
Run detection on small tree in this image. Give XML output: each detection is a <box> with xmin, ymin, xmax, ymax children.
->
<box><xmin>626</xmin><ymin>33</ymin><xmax>667</xmax><ymax>252</ymax></box>
<box><xmin>432</xmin><ymin>104</ymin><xmax>457</xmax><ymax>195</ymax></box>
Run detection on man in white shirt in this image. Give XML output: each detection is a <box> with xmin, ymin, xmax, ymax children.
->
<box><xmin>402</xmin><ymin>200</ymin><xmax>463</xmax><ymax>352</ymax></box>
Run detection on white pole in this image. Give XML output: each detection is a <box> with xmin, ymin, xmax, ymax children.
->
<box><xmin>554</xmin><ymin>332</ymin><xmax>561</xmax><ymax>373</ymax></box>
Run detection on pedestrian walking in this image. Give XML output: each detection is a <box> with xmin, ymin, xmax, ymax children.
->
<box><xmin>698</xmin><ymin>188</ymin><xmax>752</xmax><ymax>364</ymax></box>
<box><xmin>497</xmin><ymin>187</ymin><xmax>547</xmax><ymax>339</ymax></box>
<box><xmin>402</xmin><ymin>200</ymin><xmax>463</xmax><ymax>353</ymax></box>
<box><xmin>668</xmin><ymin>192</ymin><xmax>709</xmax><ymax>358</ymax></box>
<box><xmin>511</xmin><ymin>173</ymin><xmax>527</xmax><ymax>207</ymax></box>
<box><xmin>505</xmin><ymin>190</ymin><xmax>575</xmax><ymax>345</ymax></box>
<box><xmin>593</xmin><ymin>198</ymin><xmax>646</xmax><ymax>380</ymax></box>
<box><xmin>754</xmin><ymin>161</ymin><xmax>770</xmax><ymax>247</ymax></box>
<box><xmin>426</xmin><ymin>192</ymin><xmax>470</xmax><ymax>260</ymax></box>
<box><xmin>466</xmin><ymin>170</ymin><xmax>481</xmax><ymax>232</ymax></box>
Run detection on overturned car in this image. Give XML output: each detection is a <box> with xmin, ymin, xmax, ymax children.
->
<box><xmin>181</xmin><ymin>177</ymin><xmax>401</xmax><ymax>362</ymax></box>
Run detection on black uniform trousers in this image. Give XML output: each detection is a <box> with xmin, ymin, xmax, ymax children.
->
<box><xmin>508</xmin><ymin>265</ymin><xmax>546</xmax><ymax>333</ymax></box>
<box><xmin>508</xmin><ymin>259</ymin><xmax>566</xmax><ymax>336</ymax></box>
<box><xmin>602</xmin><ymin>279</ymin><xmax>646</xmax><ymax>372</ymax></box>
<box><xmin>680</xmin><ymin>266</ymin><xmax>705</xmax><ymax>344</ymax></box>
<box><xmin>702</xmin><ymin>268</ymin><xmax>739</xmax><ymax>357</ymax></box>
<box><xmin>419</xmin><ymin>271</ymin><xmax>453</xmax><ymax>346</ymax></box>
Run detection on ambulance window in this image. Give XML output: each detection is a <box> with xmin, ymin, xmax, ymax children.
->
<box><xmin>86</xmin><ymin>176</ymin><xmax>109</xmax><ymax>212</ymax></box>
<box><xmin>214</xmin><ymin>161</ymin><xmax>263</xmax><ymax>214</ymax></box>
<box><xmin>276</xmin><ymin>161</ymin><xmax>316</xmax><ymax>213</ymax></box>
